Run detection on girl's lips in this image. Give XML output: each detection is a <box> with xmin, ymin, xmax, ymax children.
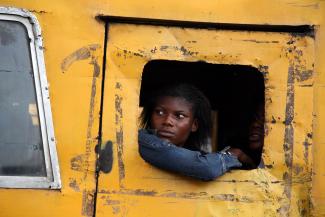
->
<box><xmin>157</xmin><ymin>130</ymin><xmax>174</xmax><ymax>138</ymax></box>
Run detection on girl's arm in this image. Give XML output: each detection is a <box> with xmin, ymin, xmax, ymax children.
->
<box><xmin>138</xmin><ymin>129</ymin><xmax>242</xmax><ymax>181</ymax></box>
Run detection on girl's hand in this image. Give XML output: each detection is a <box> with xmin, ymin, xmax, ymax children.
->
<box><xmin>228</xmin><ymin>148</ymin><xmax>256</xmax><ymax>168</ymax></box>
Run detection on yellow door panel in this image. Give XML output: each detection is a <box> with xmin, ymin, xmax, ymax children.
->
<box><xmin>98</xmin><ymin>23</ymin><xmax>314</xmax><ymax>216</ymax></box>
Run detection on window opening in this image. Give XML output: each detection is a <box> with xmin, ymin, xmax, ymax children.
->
<box><xmin>0</xmin><ymin>8</ymin><xmax>60</xmax><ymax>188</ymax></box>
<box><xmin>140</xmin><ymin>60</ymin><xmax>265</xmax><ymax>169</ymax></box>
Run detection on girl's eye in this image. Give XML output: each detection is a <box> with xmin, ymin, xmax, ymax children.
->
<box><xmin>176</xmin><ymin>113</ymin><xmax>185</xmax><ymax>119</ymax></box>
<box><xmin>155</xmin><ymin>109</ymin><xmax>164</xmax><ymax>116</ymax></box>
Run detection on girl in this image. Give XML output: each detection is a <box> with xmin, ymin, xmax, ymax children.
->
<box><xmin>138</xmin><ymin>83</ymin><xmax>250</xmax><ymax>181</ymax></box>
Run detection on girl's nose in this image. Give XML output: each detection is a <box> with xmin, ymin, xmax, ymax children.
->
<box><xmin>163</xmin><ymin>114</ymin><xmax>174</xmax><ymax>126</ymax></box>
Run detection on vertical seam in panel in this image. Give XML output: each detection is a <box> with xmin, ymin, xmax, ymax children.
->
<box><xmin>93</xmin><ymin>21</ymin><xmax>109</xmax><ymax>217</ymax></box>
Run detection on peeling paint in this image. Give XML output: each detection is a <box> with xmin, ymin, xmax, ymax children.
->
<box><xmin>70</xmin><ymin>154</ymin><xmax>85</xmax><ymax>172</ymax></box>
<box><xmin>69</xmin><ymin>178</ymin><xmax>80</xmax><ymax>192</ymax></box>
<box><xmin>82</xmin><ymin>190</ymin><xmax>95</xmax><ymax>217</ymax></box>
<box><xmin>29</xmin><ymin>10</ymin><xmax>48</xmax><ymax>14</ymax></box>
<box><xmin>99</xmin><ymin>188</ymin><xmax>269</xmax><ymax>203</ymax></box>
<box><xmin>115</xmin><ymin>82</ymin><xmax>125</xmax><ymax>187</ymax></box>
<box><xmin>159</xmin><ymin>45</ymin><xmax>198</xmax><ymax>56</ymax></box>
<box><xmin>62</xmin><ymin>44</ymin><xmax>101</xmax><ymax>181</ymax></box>
<box><xmin>279</xmin><ymin>42</ymin><xmax>296</xmax><ymax>216</ymax></box>
<box><xmin>293</xmin><ymin>164</ymin><xmax>303</xmax><ymax>175</ymax></box>
<box><xmin>242</xmin><ymin>39</ymin><xmax>279</xmax><ymax>44</ymax></box>
<box><xmin>112</xmin><ymin>206</ymin><xmax>120</xmax><ymax>214</ymax></box>
<box><xmin>295</xmin><ymin>69</ymin><xmax>313</xmax><ymax>82</ymax></box>
<box><xmin>106</xmin><ymin>199</ymin><xmax>121</xmax><ymax>205</ymax></box>
<box><xmin>303</xmin><ymin>138</ymin><xmax>311</xmax><ymax>166</ymax></box>
<box><xmin>61</xmin><ymin>44</ymin><xmax>100</xmax><ymax>72</ymax></box>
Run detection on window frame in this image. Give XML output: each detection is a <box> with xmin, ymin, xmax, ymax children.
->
<box><xmin>0</xmin><ymin>7</ymin><xmax>61</xmax><ymax>189</ymax></box>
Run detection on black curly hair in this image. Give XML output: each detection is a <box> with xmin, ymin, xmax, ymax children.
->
<box><xmin>140</xmin><ymin>83</ymin><xmax>212</xmax><ymax>151</ymax></box>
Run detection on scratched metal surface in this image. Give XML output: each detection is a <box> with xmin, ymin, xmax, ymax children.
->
<box><xmin>0</xmin><ymin>1</ymin><xmax>324</xmax><ymax>217</ymax></box>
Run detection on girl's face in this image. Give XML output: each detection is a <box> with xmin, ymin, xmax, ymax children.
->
<box><xmin>150</xmin><ymin>96</ymin><xmax>198</xmax><ymax>146</ymax></box>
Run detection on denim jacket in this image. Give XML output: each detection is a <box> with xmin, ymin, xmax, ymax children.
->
<box><xmin>138</xmin><ymin>129</ymin><xmax>242</xmax><ymax>181</ymax></box>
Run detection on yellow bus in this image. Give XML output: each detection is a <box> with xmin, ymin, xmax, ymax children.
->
<box><xmin>0</xmin><ymin>1</ymin><xmax>324</xmax><ymax>216</ymax></box>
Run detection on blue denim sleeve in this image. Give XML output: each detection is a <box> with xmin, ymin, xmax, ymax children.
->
<box><xmin>138</xmin><ymin>129</ymin><xmax>242</xmax><ymax>181</ymax></box>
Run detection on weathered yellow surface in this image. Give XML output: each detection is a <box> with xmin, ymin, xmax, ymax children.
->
<box><xmin>0</xmin><ymin>0</ymin><xmax>324</xmax><ymax>217</ymax></box>
<box><xmin>0</xmin><ymin>1</ymin><xmax>104</xmax><ymax>216</ymax></box>
<box><xmin>98</xmin><ymin>24</ymin><xmax>314</xmax><ymax>217</ymax></box>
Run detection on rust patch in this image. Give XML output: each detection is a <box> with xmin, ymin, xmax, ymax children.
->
<box><xmin>112</xmin><ymin>206</ymin><xmax>120</xmax><ymax>214</ymax></box>
<box><xmin>279</xmin><ymin>62</ymin><xmax>295</xmax><ymax>216</ymax></box>
<box><xmin>186</xmin><ymin>40</ymin><xmax>197</xmax><ymax>43</ymax></box>
<box><xmin>69</xmin><ymin>178</ymin><xmax>80</xmax><ymax>192</ymax></box>
<box><xmin>151</xmin><ymin>47</ymin><xmax>158</xmax><ymax>54</ymax></box>
<box><xmin>279</xmin><ymin>35</ymin><xmax>314</xmax><ymax>216</ymax></box>
<box><xmin>29</xmin><ymin>10</ymin><xmax>48</xmax><ymax>14</ymax></box>
<box><xmin>120</xmin><ymin>49</ymin><xmax>144</xmax><ymax>59</ymax></box>
<box><xmin>106</xmin><ymin>199</ymin><xmax>121</xmax><ymax>205</ymax></box>
<box><xmin>303</xmin><ymin>137</ymin><xmax>311</xmax><ymax>167</ymax></box>
<box><xmin>293</xmin><ymin>164</ymin><xmax>303</xmax><ymax>175</ymax></box>
<box><xmin>159</xmin><ymin>45</ymin><xmax>198</xmax><ymax>56</ymax></box>
<box><xmin>70</xmin><ymin>155</ymin><xmax>85</xmax><ymax>172</ymax></box>
<box><xmin>243</xmin><ymin>39</ymin><xmax>279</xmax><ymax>44</ymax></box>
<box><xmin>115</xmin><ymin>83</ymin><xmax>125</xmax><ymax>187</ymax></box>
<box><xmin>82</xmin><ymin>190</ymin><xmax>95</xmax><ymax>216</ymax></box>
<box><xmin>61</xmin><ymin>44</ymin><xmax>100</xmax><ymax>72</ymax></box>
<box><xmin>104</xmin><ymin>197</ymin><xmax>121</xmax><ymax>214</ymax></box>
<box><xmin>62</xmin><ymin>44</ymin><xmax>101</xmax><ymax>180</ymax></box>
<box><xmin>295</xmin><ymin>69</ymin><xmax>313</xmax><ymax>82</ymax></box>
<box><xmin>100</xmin><ymin>189</ymin><xmax>266</xmax><ymax>203</ymax></box>
<box><xmin>160</xmin><ymin>45</ymin><xmax>169</xmax><ymax>51</ymax></box>
<box><xmin>297</xmin><ymin>199</ymin><xmax>309</xmax><ymax>217</ymax></box>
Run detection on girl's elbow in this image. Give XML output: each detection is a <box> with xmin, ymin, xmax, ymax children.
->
<box><xmin>202</xmin><ymin>168</ymin><xmax>223</xmax><ymax>181</ymax></box>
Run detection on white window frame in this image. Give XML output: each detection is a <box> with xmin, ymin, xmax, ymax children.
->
<box><xmin>0</xmin><ymin>7</ymin><xmax>61</xmax><ymax>189</ymax></box>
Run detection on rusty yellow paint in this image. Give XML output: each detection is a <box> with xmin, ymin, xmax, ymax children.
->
<box><xmin>0</xmin><ymin>0</ymin><xmax>324</xmax><ymax>217</ymax></box>
<box><xmin>98</xmin><ymin>24</ymin><xmax>314</xmax><ymax>217</ymax></box>
<box><xmin>0</xmin><ymin>1</ymin><xmax>104</xmax><ymax>217</ymax></box>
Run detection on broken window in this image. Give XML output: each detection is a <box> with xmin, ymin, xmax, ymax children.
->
<box><xmin>0</xmin><ymin>9</ymin><xmax>60</xmax><ymax>188</ymax></box>
<box><xmin>140</xmin><ymin>60</ymin><xmax>265</xmax><ymax>169</ymax></box>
